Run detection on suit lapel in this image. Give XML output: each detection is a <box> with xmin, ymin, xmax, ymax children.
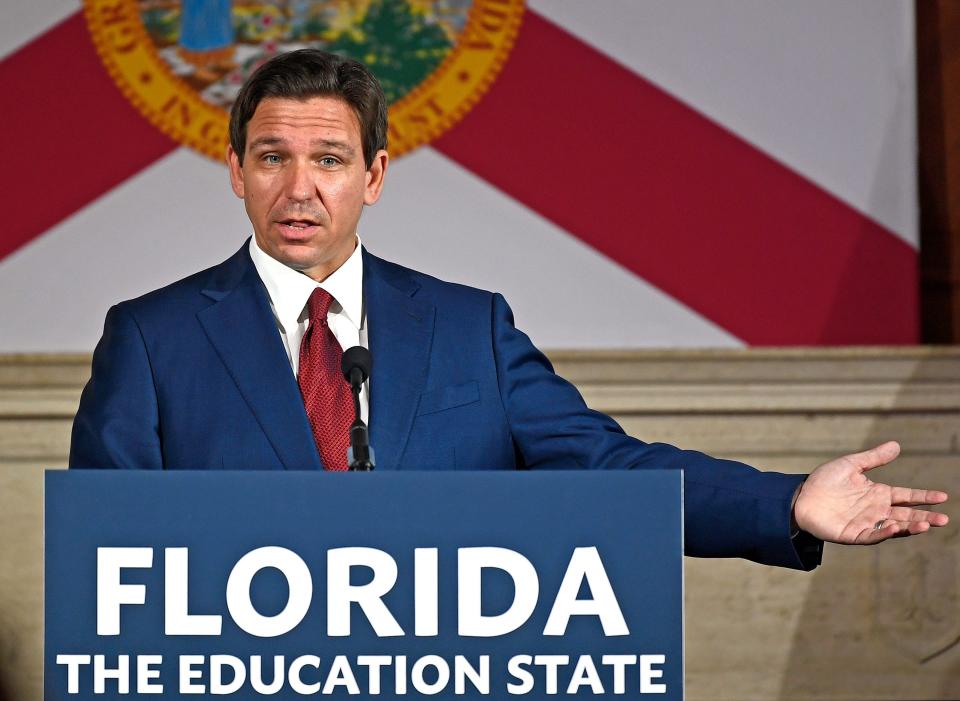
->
<box><xmin>364</xmin><ymin>250</ymin><xmax>436</xmax><ymax>470</ymax></box>
<box><xmin>197</xmin><ymin>244</ymin><xmax>323</xmax><ymax>471</ymax></box>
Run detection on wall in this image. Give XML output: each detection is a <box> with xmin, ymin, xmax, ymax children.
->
<box><xmin>1</xmin><ymin>348</ymin><xmax>957</xmax><ymax>700</ymax></box>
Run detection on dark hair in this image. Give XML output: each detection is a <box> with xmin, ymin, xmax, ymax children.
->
<box><xmin>229</xmin><ymin>49</ymin><xmax>387</xmax><ymax>169</ymax></box>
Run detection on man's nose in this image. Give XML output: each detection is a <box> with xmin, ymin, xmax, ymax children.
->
<box><xmin>283</xmin><ymin>160</ymin><xmax>315</xmax><ymax>201</ymax></box>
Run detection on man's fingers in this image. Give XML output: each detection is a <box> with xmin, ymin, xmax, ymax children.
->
<box><xmin>887</xmin><ymin>507</ymin><xmax>950</xmax><ymax>526</ymax></box>
<box><xmin>854</xmin><ymin>441</ymin><xmax>901</xmax><ymax>471</ymax></box>
<box><xmin>857</xmin><ymin>520</ymin><xmax>929</xmax><ymax>544</ymax></box>
<box><xmin>856</xmin><ymin>523</ymin><xmax>900</xmax><ymax>544</ymax></box>
<box><xmin>896</xmin><ymin>521</ymin><xmax>931</xmax><ymax>537</ymax></box>
<box><xmin>890</xmin><ymin>486</ymin><xmax>950</xmax><ymax>507</ymax></box>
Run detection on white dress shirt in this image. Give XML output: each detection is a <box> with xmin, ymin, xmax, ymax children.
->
<box><xmin>249</xmin><ymin>236</ymin><xmax>369</xmax><ymax>423</ymax></box>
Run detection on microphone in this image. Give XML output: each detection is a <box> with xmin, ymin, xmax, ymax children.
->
<box><xmin>341</xmin><ymin>346</ymin><xmax>374</xmax><ymax>471</ymax></box>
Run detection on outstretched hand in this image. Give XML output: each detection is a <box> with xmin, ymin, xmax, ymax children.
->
<box><xmin>793</xmin><ymin>441</ymin><xmax>950</xmax><ymax>545</ymax></box>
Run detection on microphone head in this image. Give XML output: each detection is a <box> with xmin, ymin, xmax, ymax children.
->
<box><xmin>341</xmin><ymin>346</ymin><xmax>373</xmax><ymax>383</ymax></box>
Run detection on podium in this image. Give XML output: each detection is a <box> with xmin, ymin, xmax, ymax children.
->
<box><xmin>45</xmin><ymin>470</ymin><xmax>683</xmax><ymax>699</ymax></box>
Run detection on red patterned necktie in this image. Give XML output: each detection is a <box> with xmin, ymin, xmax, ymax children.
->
<box><xmin>298</xmin><ymin>288</ymin><xmax>353</xmax><ymax>471</ymax></box>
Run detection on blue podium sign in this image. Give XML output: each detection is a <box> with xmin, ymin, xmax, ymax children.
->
<box><xmin>46</xmin><ymin>471</ymin><xmax>682</xmax><ymax>699</ymax></box>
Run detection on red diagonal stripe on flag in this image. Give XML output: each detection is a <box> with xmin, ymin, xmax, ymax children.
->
<box><xmin>433</xmin><ymin>11</ymin><xmax>918</xmax><ymax>345</ymax></box>
<box><xmin>0</xmin><ymin>12</ymin><xmax>176</xmax><ymax>261</ymax></box>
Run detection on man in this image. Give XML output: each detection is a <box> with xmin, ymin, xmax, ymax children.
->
<box><xmin>70</xmin><ymin>49</ymin><xmax>948</xmax><ymax>569</ymax></box>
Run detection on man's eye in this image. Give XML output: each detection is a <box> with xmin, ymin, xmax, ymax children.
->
<box><xmin>319</xmin><ymin>156</ymin><xmax>340</xmax><ymax>167</ymax></box>
<box><xmin>262</xmin><ymin>154</ymin><xmax>282</xmax><ymax>164</ymax></box>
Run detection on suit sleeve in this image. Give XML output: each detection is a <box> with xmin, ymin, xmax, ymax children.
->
<box><xmin>69</xmin><ymin>304</ymin><xmax>163</xmax><ymax>470</ymax></box>
<box><xmin>490</xmin><ymin>292</ymin><xmax>821</xmax><ymax>570</ymax></box>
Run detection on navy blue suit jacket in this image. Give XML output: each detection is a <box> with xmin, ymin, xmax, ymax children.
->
<box><xmin>70</xmin><ymin>242</ymin><xmax>821</xmax><ymax>570</ymax></box>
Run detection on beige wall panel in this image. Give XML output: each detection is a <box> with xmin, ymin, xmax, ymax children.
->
<box><xmin>685</xmin><ymin>533</ymin><xmax>959</xmax><ymax>700</ymax></box>
<box><xmin>0</xmin><ymin>355</ymin><xmax>89</xmax><ymax>387</ymax></box>
<box><xmin>549</xmin><ymin>348</ymin><xmax>960</xmax><ymax>384</ymax></box>
<box><xmin>0</xmin><ymin>388</ymin><xmax>83</xmax><ymax>417</ymax></box>
<box><xmin>616</xmin><ymin>414</ymin><xmax>960</xmax><ymax>458</ymax></box>
<box><xmin>0</xmin><ymin>462</ymin><xmax>57</xmax><ymax>701</ymax></box>
<box><xmin>583</xmin><ymin>381</ymin><xmax>960</xmax><ymax>413</ymax></box>
<box><xmin>1</xmin><ymin>349</ymin><xmax>958</xmax><ymax>700</ymax></box>
<box><xmin>0</xmin><ymin>420</ymin><xmax>73</xmax><ymax>461</ymax></box>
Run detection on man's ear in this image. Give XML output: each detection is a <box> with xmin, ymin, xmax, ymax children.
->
<box><xmin>227</xmin><ymin>145</ymin><xmax>245</xmax><ymax>199</ymax></box>
<box><xmin>363</xmin><ymin>149</ymin><xmax>389</xmax><ymax>205</ymax></box>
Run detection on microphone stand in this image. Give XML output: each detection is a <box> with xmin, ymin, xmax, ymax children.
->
<box><xmin>346</xmin><ymin>366</ymin><xmax>375</xmax><ymax>471</ymax></box>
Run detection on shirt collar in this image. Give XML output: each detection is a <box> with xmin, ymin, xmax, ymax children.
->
<box><xmin>249</xmin><ymin>236</ymin><xmax>364</xmax><ymax>333</ymax></box>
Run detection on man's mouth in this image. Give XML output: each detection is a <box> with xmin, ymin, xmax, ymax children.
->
<box><xmin>279</xmin><ymin>219</ymin><xmax>319</xmax><ymax>229</ymax></box>
<box><xmin>275</xmin><ymin>218</ymin><xmax>326</xmax><ymax>239</ymax></box>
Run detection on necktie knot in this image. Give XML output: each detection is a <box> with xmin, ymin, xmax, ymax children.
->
<box><xmin>307</xmin><ymin>287</ymin><xmax>335</xmax><ymax>326</ymax></box>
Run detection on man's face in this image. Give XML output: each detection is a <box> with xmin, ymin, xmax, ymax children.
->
<box><xmin>228</xmin><ymin>96</ymin><xmax>388</xmax><ymax>281</ymax></box>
